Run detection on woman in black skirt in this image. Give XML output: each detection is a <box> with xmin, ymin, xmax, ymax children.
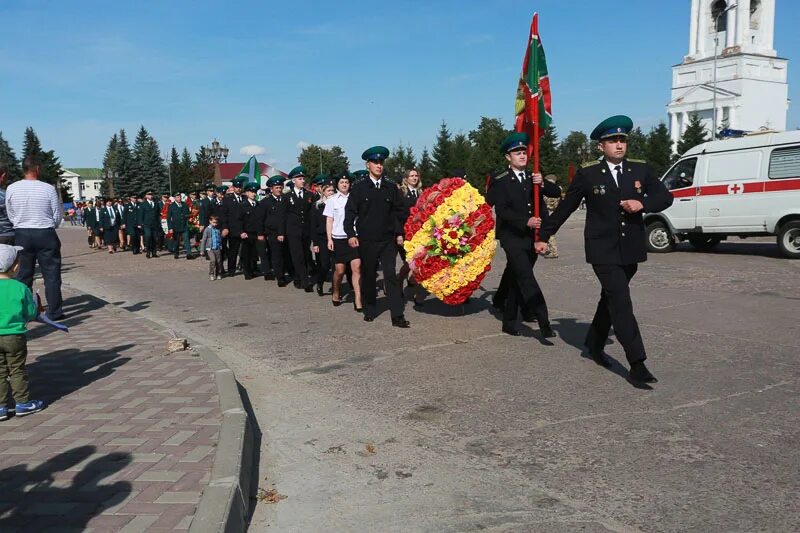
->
<box><xmin>398</xmin><ymin>168</ymin><xmax>425</xmax><ymax>307</ymax></box>
<box><xmin>324</xmin><ymin>174</ymin><xmax>362</xmax><ymax>311</ymax></box>
<box><xmin>311</xmin><ymin>181</ymin><xmax>335</xmax><ymax>296</ymax></box>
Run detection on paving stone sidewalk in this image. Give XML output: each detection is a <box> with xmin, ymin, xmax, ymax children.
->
<box><xmin>0</xmin><ymin>289</ymin><xmax>222</xmax><ymax>532</ymax></box>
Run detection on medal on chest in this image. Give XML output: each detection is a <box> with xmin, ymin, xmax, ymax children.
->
<box><xmin>593</xmin><ymin>184</ymin><xmax>607</xmax><ymax>195</ymax></box>
<box><xmin>634</xmin><ymin>180</ymin><xmax>642</xmax><ymax>194</ymax></box>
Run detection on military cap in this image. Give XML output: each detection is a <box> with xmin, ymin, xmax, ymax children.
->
<box><xmin>205</xmin><ymin>183</ymin><xmax>215</xmax><ymax>190</ymax></box>
<box><xmin>500</xmin><ymin>132</ymin><xmax>529</xmax><ymax>153</ymax></box>
<box><xmin>312</xmin><ymin>174</ymin><xmax>330</xmax><ymax>186</ymax></box>
<box><xmin>231</xmin><ymin>177</ymin><xmax>246</xmax><ymax>187</ymax></box>
<box><xmin>143</xmin><ymin>189</ymin><xmax>154</xmax><ymax>195</ymax></box>
<box><xmin>243</xmin><ymin>182</ymin><xmax>259</xmax><ymax>192</ymax></box>
<box><xmin>590</xmin><ymin>115</ymin><xmax>634</xmax><ymax>141</ymax></box>
<box><xmin>266</xmin><ymin>175</ymin><xmax>284</xmax><ymax>187</ymax></box>
<box><xmin>362</xmin><ymin>146</ymin><xmax>389</xmax><ymax>162</ymax></box>
<box><xmin>216</xmin><ymin>185</ymin><xmax>228</xmax><ymax>193</ymax></box>
<box><xmin>288</xmin><ymin>165</ymin><xmax>307</xmax><ymax>179</ymax></box>
<box><xmin>352</xmin><ymin>169</ymin><xmax>369</xmax><ymax>180</ymax></box>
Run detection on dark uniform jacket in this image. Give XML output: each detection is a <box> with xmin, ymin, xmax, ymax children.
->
<box><xmin>167</xmin><ymin>202</ymin><xmax>190</xmax><ymax>232</ymax></box>
<box><xmin>486</xmin><ymin>167</ymin><xmax>561</xmax><ymax>250</ymax></box>
<box><xmin>198</xmin><ymin>197</ymin><xmax>211</xmax><ymax>227</ymax></box>
<box><xmin>263</xmin><ymin>195</ymin><xmax>286</xmax><ymax>236</ymax></box>
<box><xmin>138</xmin><ymin>200</ymin><xmax>162</xmax><ymax>229</ymax></box>
<box><xmin>99</xmin><ymin>206</ymin><xmax>120</xmax><ymax>231</ymax></box>
<box><xmin>124</xmin><ymin>203</ymin><xmax>140</xmax><ymax>235</ymax></box>
<box><xmin>344</xmin><ymin>178</ymin><xmax>404</xmax><ymax>241</ymax></box>
<box><xmin>309</xmin><ymin>201</ymin><xmax>328</xmax><ymax>248</ymax></box>
<box><xmin>222</xmin><ymin>194</ymin><xmax>245</xmax><ymax>234</ymax></box>
<box><xmin>285</xmin><ymin>189</ymin><xmax>313</xmax><ymax>238</ymax></box>
<box><xmin>209</xmin><ymin>197</ymin><xmax>223</xmax><ymax>222</ymax></box>
<box><xmin>86</xmin><ymin>208</ymin><xmax>102</xmax><ymax>233</ymax></box>
<box><xmin>239</xmin><ymin>199</ymin><xmax>265</xmax><ymax>236</ymax></box>
<box><xmin>399</xmin><ymin>188</ymin><xmax>420</xmax><ymax>229</ymax></box>
<box><xmin>539</xmin><ymin>158</ymin><xmax>673</xmax><ymax>265</ymax></box>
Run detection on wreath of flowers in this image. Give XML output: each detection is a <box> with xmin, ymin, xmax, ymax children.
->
<box><xmin>403</xmin><ymin>177</ymin><xmax>496</xmax><ymax>305</ymax></box>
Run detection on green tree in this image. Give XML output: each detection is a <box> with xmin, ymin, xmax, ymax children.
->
<box><xmin>431</xmin><ymin>120</ymin><xmax>452</xmax><ymax>180</ymax></box>
<box><xmin>418</xmin><ymin>147</ymin><xmax>434</xmax><ymax>187</ymax></box>
<box><xmin>676</xmin><ymin>113</ymin><xmax>709</xmax><ymax>156</ymax></box>
<box><xmin>130</xmin><ymin>126</ymin><xmax>168</xmax><ymax>195</ymax></box>
<box><xmin>0</xmin><ymin>131</ymin><xmax>23</xmax><ymax>183</ymax></box>
<box><xmin>101</xmin><ymin>133</ymin><xmax>118</xmax><ymax>197</ymax></box>
<box><xmin>298</xmin><ymin>145</ymin><xmax>349</xmax><ymax>178</ymax></box>
<box><xmin>112</xmin><ymin>129</ymin><xmax>133</xmax><ymax>198</ymax></box>
<box><xmin>559</xmin><ymin>131</ymin><xmax>593</xmax><ymax>168</ymax></box>
<box><xmin>625</xmin><ymin>127</ymin><xmax>647</xmax><ymax>160</ymax></box>
<box><xmin>192</xmin><ymin>146</ymin><xmax>214</xmax><ymax>191</ymax></box>
<box><xmin>538</xmin><ymin>123</ymin><xmax>565</xmax><ymax>186</ymax></box>
<box><xmin>180</xmin><ymin>148</ymin><xmax>194</xmax><ymax>187</ymax></box>
<box><xmin>448</xmin><ymin>133</ymin><xmax>472</xmax><ymax>179</ymax></box>
<box><xmin>466</xmin><ymin>116</ymin><xmax>510</xmax><ymax>190</ymax></box>
<box><xmin>384</xmin><ymin>143</ymin><xmax>416</xmax><ymax>181</ymax></box>
<box><xmin>645</xmin><ymin>122</ymin><xmax>675</xmax><ymax>177</ymax></box>
<box><xmin>22</xmin><ymin>127</ymin><xmax>63</xmax><ymax>187</ymax></box>
<box><xmin>169</xmin><ymin>146</ymin><xmax>193</xmax><ymax>192</ymax></box>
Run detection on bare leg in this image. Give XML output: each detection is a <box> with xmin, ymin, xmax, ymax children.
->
<box><xmin>332</xmin><ymin>264</ymin><xmax>345</xmax><ymax>302</ymax></box>
<box><xmin>351</xmin><ymin>258</ymin><xmax>362</xmax><ymax>309</ymax></box>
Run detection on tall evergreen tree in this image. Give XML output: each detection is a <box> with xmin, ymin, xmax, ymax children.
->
<box><xmin>180</xmin><ymin>148</ymin><xmax>194</xmax><ymax>187</ymax></box>
<box><xmin>192</xmin><ymin>146</ymin><xmax>214</xmax><ymax>191</ymax></box>
<box><xmin>169</xmin><ymin>146</ymin><xmax>192</xmax><ymax>192</ymax></box>
<box><xmin>101</xmin><ymin>133</ymin><xmax>118</xmax><ymax>196</ymax></box>
<box><xmin>466</xmin><ymin>117</ymin><xmax>510</xmax><ymax>190</ymax></box>
<box><xmin>559</xmin><ymin>131</ymin><xmax>593</xmax><ymax>168</ymax></box>
<box><xmin>130</xmin><ymin>126</ymin><xmax>168</xmax><ymax>195</ymax></box>
<box><xmin>449</xmin><ymin>133</ymin><xmax>472</xmax><ymax>181</ymax></box>
<box><xmin>112</xmin><ymin>129</ymin><xmax>133</xmax><ymax>197</ymax></box>
<box><xmin>384</xmin><ymin>143</ymin><xmax>416</xmax><ymax>181</ymax></box>
<box><xmin>431</xmin><ymin>120</ymin><xmax>452</xmax><ymax>180</ymax></box>
<box><xmin>0</xmin><ymin>131</ymin><xmax>23</xmax><ymax>183</ymax></box>
<box><xmin>418</xmin><ymin>147</ymin><xmax>434</xmax><ymax>186</ymax></box>
<box><xmin>625</xmin><ymin>127</ymin><xmax>647</xmax><ymax>160</ymax></box>
<box><xmin>676</xmin><ymin>113</ymin><xmax>709</xmax><ymax>156</ymax></box>
<box><xmin>22</xmin><ymin>127</ymin><xmax>62</xmax><ymax>186</ymax></box>
<box><xmin>645</xmin><ymin>123</ymin><xmax>675</xmax><ymax>177</ymax></box>
<box><xmin>538</xmin><ymin>123</ymin><xmax>564</xmax><ymax>185</ymax></box>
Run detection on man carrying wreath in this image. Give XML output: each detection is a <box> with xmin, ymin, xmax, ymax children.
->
<box><xmin>487</xmin><ymin>132</ymin><xmax>559</xmax><ymax>338</ymax></box>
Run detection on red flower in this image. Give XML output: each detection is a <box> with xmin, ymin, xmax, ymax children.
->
<box><xmin>448</xmin><ymin>230</ymin><xmax>458</xmax><ymax>239</ymax></box>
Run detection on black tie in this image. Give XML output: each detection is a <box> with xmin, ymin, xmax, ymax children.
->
<box><xmin>614</xmin><ymin>165</ymin><xmax>623</xmax><ymax>187</ymax></box>
<box><xmin>375</xmin><ymin>181</ymin><xmax>380</xmax><ymax>189</ymax></box>
<box><xmin>411</xmin><ymin>189</ymin><xmax>417</xmax><ymax>198</ymax></box>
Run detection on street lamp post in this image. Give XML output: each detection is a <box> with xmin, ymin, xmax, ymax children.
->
<box><xmin>202</xmin><ymin>139</ymin><xmax>229</xmax><ymax>186</ymax></box>
<box><xmin>712</xmin><ymin>3</ymin><xmax>736</xmax><ymax>140</ymax></box>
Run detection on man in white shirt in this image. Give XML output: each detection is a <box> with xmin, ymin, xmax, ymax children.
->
<box><xmin>5</xmin><ymin>156</ymin><xmax>65</xmax><ymax>320</ymax></box>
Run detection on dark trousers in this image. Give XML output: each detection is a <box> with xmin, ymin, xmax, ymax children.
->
<box><xmin>0</xmin><ymin>334</ymin><xmax>30</xmax><ymax>404</ymax></box>
<box><xmin>256</xmin><ymin>239</ymin><xmax>270</xmax><ymax>275</ymax></box>
<box><xmin>143</xmin><ymin>226</ymin><xmax>157</xmax><ymax>254</ymax></box>
<box><xmin>171</xmin><ymin>229</ymin><xmax>191</xmax><ymax>256</ymax></box>
<box><xmin>267</xmin><ymin>235</ymin><xmax>284</xmax><ymax>280</ymax></box>
<box><xmin>240</xmin><ymin>236</ymin><xmax>258</xmax><ymax>276</ymax></box>
<box><xmin>359</xmin><ymin>239</ymin><xmax>403</xmax><ymax>318</ymax></box>
<box><xmin>226</xmin><ymin>236</ymin><xmax>241</xmax><ymax>273</ymax></box>
<box><xmin>0</xmin><ymin>235</ymin><xmax>14</xmax><ymax>245</ymax></box>
<box><xmin>586</xmin><ymin>264</ymin><xmax>646</xmax><ymax>364</ymax></box>
<box><xmin>128</xmin><ymin>227</ymin><xmax>141</xmax><ymax>253</ymax></box>
<box><xmin>501</xmin><ymin>246</ymin><xmax>549</xmax><ymax>328</ymax></box>
<box><xmin>287</xmin><ymin>233</ymin><xmax>312</xmax><ymax>286</ymax></box>
<box><xmin>492</xmin><ymin>264</ymin><xmax>511</xmax><ymax>308</ymax></box>
<box><xmin>316</xmin><ymin>245</ymin><xmax>331</xmax><ymax>286</ymax></box>
<box><xmin>14</xmin><ymin>228</ymin><xmax>63</xmax><ymax>320</ymax></box>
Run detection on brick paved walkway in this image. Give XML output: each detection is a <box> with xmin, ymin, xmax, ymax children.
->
<box><xmin>0</xmin><ymin>290</ymin><xmax>221</xmax><ymax>532</ymax></box>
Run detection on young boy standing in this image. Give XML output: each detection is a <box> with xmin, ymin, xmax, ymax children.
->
<box><xmin>200</xmin><ymin>215</ymin><xmax>224</xmax><ymax>280</ymax></box>
<box><xmin>0</xmin><ymin>245</ymin><xmax>45</xmax><ymax>420</ymax></box>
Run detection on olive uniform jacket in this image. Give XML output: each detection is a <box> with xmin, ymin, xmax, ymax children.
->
<box><xmin>538</xmin><ymin>158</ymin><xmax>673</xmax><ymax>265</ymax></box>
<box><xmin>137</xmin><ymin>200</ymin><xmax>162</xmax><ymax>229</ymax></box>
<box><xmin>486</xmin><ymin>167</ymin><xmax>561</xmax><ymax>250</ymax></box>
<box><xmin>167</xmin><ymin>202</ymin><xmax>190</xmax><ymax>233</ymax></box>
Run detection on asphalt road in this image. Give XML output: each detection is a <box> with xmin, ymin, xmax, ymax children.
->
<box><xmin>58</xmin><ymin>217</ymin><xmax>799</xmax><ymax>533</ymax></box>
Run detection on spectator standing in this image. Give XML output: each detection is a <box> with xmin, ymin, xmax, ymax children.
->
<box><xmin>0</xmin><ymin>162</ymin><xmax>14</xmax><ymax>245</ymax></box>
<box><xmin>4</xmin><ymin>156</ymin><xmax>65</xmax><ymax>320</ymax></box>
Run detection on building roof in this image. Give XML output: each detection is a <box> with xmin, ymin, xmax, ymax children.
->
<box><xmin>66</xmin><ymin>168</ymin><xmax>104</xmax><ymax>179</ymax></box>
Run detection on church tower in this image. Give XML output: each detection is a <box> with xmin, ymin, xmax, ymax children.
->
<box><xmin>667</xmin><ymin>0</ymin><xmax>789</xmax><ymax>145</ymax></box>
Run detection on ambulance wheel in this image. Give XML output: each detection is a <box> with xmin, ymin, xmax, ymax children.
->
<box><xmin>688</xmin><ymin>234</ymin><xmax>722</xmax><ymax>251</ymax></box>
<box><xmin>777</xmin><ymin>221</ymin><xmax>800</xmax><ymax>259</ymax></box>
<box><xmin>645</xmin><ymin>221</ymin><xmax>675</xmax><ymax>253</ymax></box>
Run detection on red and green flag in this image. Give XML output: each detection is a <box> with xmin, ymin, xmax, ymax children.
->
<box><xmin>514</xmin><ymin>12</ymin><xmax>552</xmax><ymax>166</ymax></box>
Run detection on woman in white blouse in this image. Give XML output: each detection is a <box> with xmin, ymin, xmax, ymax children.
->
<box><xmin>324</xmin><ymin>174</ymin><xmax>362</xmax><ymax>311</ymax></box>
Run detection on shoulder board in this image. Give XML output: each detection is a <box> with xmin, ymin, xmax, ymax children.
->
<box><xmin>581</xmin><ymin>160</ymin><xmax>601</xmax><ymax>168</ymax></box>
<box><xmin>627</xmin><ymin>158</ymin><xmax>647</xmax><ymax>164</ymax></box>
<box><xmin>492</xmin><ymin>170</ymin><xmax>509</xmax><ymax>181</ymax></box>
<box><xmin>384</xmin><ymin>178</ymin><xmax>397</xmax><ymax>186</ymax></box>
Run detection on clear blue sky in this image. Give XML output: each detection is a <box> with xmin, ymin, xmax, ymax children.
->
<box><xmin>2</xmin><ymin>0</ymin><xmax>798</xmax><ymax>172</ymax></box>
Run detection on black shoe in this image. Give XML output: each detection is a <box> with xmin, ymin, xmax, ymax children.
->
<box><xmin>332</xmin><ymin>298</ymin><xmax>342</xmax><ymax>307</ymax></box>
<box><xmin>304</xmin><ymin>285</ymin><xmax>314</xmax><ymax>293</ymax></box>
<box><xmin>48</xmin><ymin>313</ymin><xmax>66</xmax><ymax>321</ymax></box>
<box><xmin>363</xmin><ymin>313</ymin><xmax>375</xmax><ymax>322</ymax></box>
<box><xmin>244</xmin><ymin>274</ymin><xmax>254</xmax><ymax>280</ymax></box>
<box><xmin>174</xmin><ymin>254</ymin><xmax>179</xmax><ymax>259</ymax></box>
<box><xmin>146</xmin><ymin>252</ymin><xmax>151</xmax><ymax>258</ymax></box>
<box><xmin>492</xmin><ymin>299</ymin><xmax>504</xmax><ymax>310</ymax></box>
<box><xmin>502</xmin><ymin>325</ymin><xmax>520</xmax><ymax>336</ymax></box>
<box><xmin>277</xmin><ymin>280</ymin><xmax>287</xmax><ymax>287</ymax></box>
<box><xmin>293</xmin><ymin>281</ymin><xmax>302</xmax><ymax>289</ymax></box>
<box><xmin>392</xmin><ymin>316</ymin><xmax>410</xmax><ymax>328</ymax></box>
<box><xmin>540</xmin><ymin>325</ymin><xmax>556</xmax><ymax>339</ymax></box>
<box><xmin>353</xmin><ymin>300</ymin><xmax>363</xmax><ymax>313</ymax></box>
<box><xmin>152</xmin><ymin>252</ymin><xmax>159</xmax><ymax>258</ymax></box>
<box><xmin>586</xmin><ymin>347</ymin><xmax>612</xmax><ymax>368</ymax></box>
<box><xmin>413</xmin><ymin>299</ymin><xmax>424</xmax><ymax>310</ymax></box>
<box><xmin>629</xmin><ymin>362</ymin><xmax>658</xmax><ymax>383</ymax></box>
<box><xmin>186</xmin><ymin>255</ymin><xmax>194</xmax><ymax>260</ymax></box>
<box><xmin>265</xmin><ymin>272</ymin><xmax>276</xmax><ymax>281</ymax></box>
<box><xmin>316</xmin><ymin>283</ymin><xmax>324</xmax><ymax>296</ymax></box>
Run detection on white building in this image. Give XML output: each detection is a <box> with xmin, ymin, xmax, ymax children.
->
<box><xmin>667</xmin><ymin>0</ymin><xmax>789</xmax><ymax>146</ymax></box>
<box><xmin>60</xmin><ymin>168</ymin><xmax>104</xmax><ymax>202</ymax></box>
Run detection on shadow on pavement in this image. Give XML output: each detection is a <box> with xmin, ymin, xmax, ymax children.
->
<box><xmin>25</xmin><ymin>294</ymin><xmax>107</xmax><ymax>342</ymax></box>
<box><xmin>237</xmin><ymin>382</ymin><xmax>262</xmax><ymax>524</ymax></box>
<box><xmin>26</xmin><ymin>345</ymin><xmax>133</xmax><ymax>406</ymax></box>
<box><xmin>0</xmin><ymin>445</ymin><xmax>132</xmax><ymax>530</ymax></box>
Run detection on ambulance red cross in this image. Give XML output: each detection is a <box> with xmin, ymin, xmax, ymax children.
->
<box><xmin>644</xmin><ymin>130</ymin><xmax>800</xmax><ymax>258</ymax></box>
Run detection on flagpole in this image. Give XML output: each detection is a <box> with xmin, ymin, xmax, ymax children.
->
<box><xmin>532</xmin><ymin>14</ymin><xmax>541</xmax><ymax>244</ymax></box>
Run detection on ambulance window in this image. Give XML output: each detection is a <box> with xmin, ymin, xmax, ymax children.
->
<box><xmin>662</xmin><ymin>158</ymin><xmax>696</xmax><ymax>190</ymax></box>
<box><xmin>769</xmin><ymin>146</ymin><xmax>800</xmax><ymax>179</ymax></box>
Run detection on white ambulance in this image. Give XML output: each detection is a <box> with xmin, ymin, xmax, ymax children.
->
<box><xmin>644</xmin><ymin>130</ymin><xmax>800</xmax><ymax>258</ymax></box>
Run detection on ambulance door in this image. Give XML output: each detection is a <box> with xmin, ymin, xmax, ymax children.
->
<box><xmin>661</xmin><ymin>157</ymin><xmax>699</xmax><ymax>231</ymax></box>
<box><xmin>697</xmin><ymin>149</ymin><xmax>763</xmax><ymax>231</ymax></box>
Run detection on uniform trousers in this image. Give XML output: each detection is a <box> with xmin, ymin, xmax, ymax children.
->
<box><xmin>14</xmin><ymin>228</ymin><xmax>63</xmax><ymax>320</ymax></box>
<box><xmin>226</xmin><ymin>236</ymin><xmax>241</xmax><ymax>274</ymax></box>
<box><xmin>586</xmin><ymin>263</ymin><xmax>646</xmax><ymax>364</ymax></box>
<box><xmin>255</xmin><ymin>239</ymin><xmax>271</xmax><ymax>276</ymax></box>
<box><xmin>267</xmin><ymin>235</ymin><xmax>284</xmax><ymax>280</ymax></box>
<box><xmin>359</xmin><ymin>239</ymin><xmax>403</xmax><ymax>318</ymax></box>
<box><xmin>287</xmin><ymin>233</ymin><xmax>312</xmax><ymax>287</ymax></box>
<box><xmin>128</xmin><ymin>227</ymin><xmax>141</xmax><ymax>253</ymax></box>
<box><xmin>239</xmin><ymin>235</ymin><xmax>258</xmax><ymax>276</ymax></box>
<box><xmin>501</xmin><ymin>246</ymin><xmax>549</xmax><ymax>328</ymax></box>
<box><xmin>143</xmin><ymin>226</ymin><xmax>158</xmax><ymax>254</ymax></box>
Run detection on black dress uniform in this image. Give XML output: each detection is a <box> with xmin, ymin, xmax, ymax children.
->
<box><xmin>138</xmin><ymin>195</ymin><xmax>161</xmax><ymax>257</ymax></box>
<box><xmin>487</xmin><ymin>163</ymin><xmax>559</xmax><ymax>336</ymax></box>
<box><xmin>238</xmin><ymin>189</ymin><xmax>265</xmax><ymax>280</ymax></box>
<box><xmin>343</xmin><ymin>146</ymin><xmax>408</xmax><ymax>326</ymax></box>
<box><xmin>263</xmin><ymin>185</ymin><xmax>288</xmax><ymax>286</ymax></box>
<box><xmin>285</xmin><ymin>187</ymin><xmax>314</xmax><ymax>291</ymax></box>
<box><xmin>124</xmin><ymin>200</ymin><xmax>141</xmax><ymax>254</ymax></box>
<box><xmin>538</xmin><ymin>115</ymin><xmax>673</xmax><ymax>380</ymax></box>
<box><xmin>222</xmin><ymin>187</ymin><xmax>245</xmax><ymax>274</ymax></box>
<box><xmin>310</xmin><ymin>198</ymin><xmax>331</xmax><ymax>295</ymax></box>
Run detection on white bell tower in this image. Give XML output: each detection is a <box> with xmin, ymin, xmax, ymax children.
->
<box><xmin>667</xmin><ymin>0</ymin><xmax>789</xmax><ymax>146</ymax></box>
